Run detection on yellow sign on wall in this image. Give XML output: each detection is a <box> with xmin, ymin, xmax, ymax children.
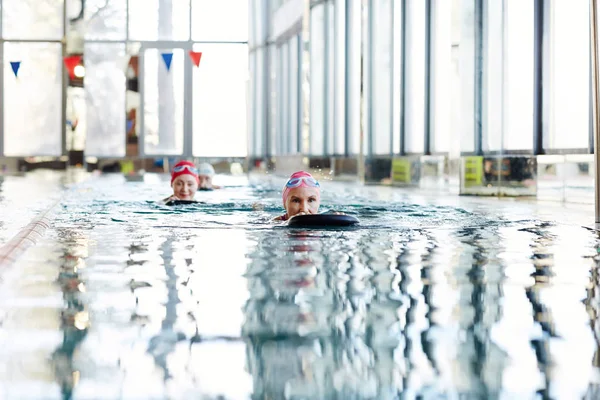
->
<box><xmin>464</xmin><ymin>156</ymin><xmax>483</xmax><ymax>187</ymax></box>
<box><xmin>392</xmin><ymin>158</ymin><xmax>411</xmax><ymax>184</ymax></box>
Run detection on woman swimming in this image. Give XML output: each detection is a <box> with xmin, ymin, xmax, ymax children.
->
<box><xmin>273</xmin><ymin>171</ymin><xmax>338</xmax><ymax>222</ymax></box>
<box><xmin>162</xmin><ymin>160</ymin><xmax>200</xmax><ymax>203</ymax></box>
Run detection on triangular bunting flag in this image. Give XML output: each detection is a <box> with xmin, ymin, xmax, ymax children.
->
<box><xmin>10</xmin><ymin>61</ymin><xmax>21</xmax><ymax>78</ymax></box>
<box><xmin>189</xmin><ymin>51</ymin><xmax>202</xmax><ymax>67</ymax></box>
<box><xmin>64</xmin><ymin>55</ymin><xmax>82</xmax><ymax>79</ymax></box>
<box><xmin>161</xmin><ymin>52</ymin><xmax>173</xmax><ymax>71</ymax></box>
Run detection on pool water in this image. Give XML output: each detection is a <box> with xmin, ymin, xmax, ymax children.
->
<box><xmin>0</xmin><ymin>171</ymin><xmax>599</xmax><ymax>399</ymax></box>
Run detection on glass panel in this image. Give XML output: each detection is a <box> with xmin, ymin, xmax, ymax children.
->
<box><xmin>334</xmin><ymin>0</ymin><xmax>346</xmax><ymax>155</ymax></box>
<box><xmin>2</xmin><ymin>0</ymin><xmax>63</xmax><ymax>40</ymax></box>
<box><xmin>281</xmin><ymin>43</ymin><xmax>290</xmax><ymax>154</ymax></box>
<box><xmin>348</xmin><ymin>0</ymin><xmax>361</xmax><ymax>154</ymax></box>
<box><xmin>372</xmin><ymin>0</ymin><xmax>392</xmax><ymax>155</ymax></box>
<box><xmin>290</xmin><ymin>36</ymin><xmax>299</xmax><ymax>154</ymax></box>
<box><xmin>392</xmin><ymin>0</ymin><xmax>403</xmax><ymax>154</ymax></box>
<box><xmin>269</xmin><ymin>45</ymin><xmax>277</xmax><ymax>156</ymax></box>
<box><xmin>3</xmin><ymin>42</ymin><xmax>62</xmax><ymax>156</ymax></box>
<box><xmin>255</xmin><ymin>48</ymin><xmax>265</xmax><ymax>157</ymax></box>
<box><xmin>277</xmin><ymin>45</ymin><xmax>285</xmax><ymax>155</ymax></box>
<box><xmin>483</xmin><ymin>0</ymin><xmax>503</xmax><ymax>152</ymax></box>
<box><xmin>504</xmin><ymin>0</ymin><xmax>533</xmax><ymax>151</ymax></box>
<box><xmin>192</xmin><ymin>0</ymin><xmax>248</xmax><ymax>42</ymax></box>
<box><xmin>547</xmin><ymin>0</ymin><xmax>589</xmax><ymax>150</ymax></box>
<box><xmin>192</xmin><ymin>44</ymin><xmax>248</xmax><ymax>158</ymax></box>
<box><xmin>431</xmin><ymin>1</ymin><xmax>453</xmax><ymax>153</ymax></box>
<box><xmin>326</xmin><ymin>2</ymin><xmax>335</xmax><ymax>155</ymax></box>
<box><xmin>84</xmin><ymin>0</ymin><xmax>126</xmax><ymax>40</ymax></box>
<box><xmin>256</xmin><ymin>1</ymin><xmax>268</xmax><ymax>45</ymax></box>
<box><xmin>248</xmin><ymin>51</ymin><xmax>256</xmax><ymax>157</ymax></box>
<box><xmin>459</xmin><ymin>0</ymin><xmax>476</xmax><ymax>153</ymax></box>
<box><xmin>449</xmin><ymin>0</ymin><xmax>462</xmax><ymax>158</ymax></box>
<box><xmin>309</xmin><ymin>4</ymin><xmax>325</xmax><ymax>156</ymax></box>
<box><xmin>405</xmin><ymin>0</ymin><xmax>426</xmax><ymax>154</ymax></box>
<box><xmin>66</xmin><ymin>87</ymin><xmax>86</xmax><ymax>151</ymax></box>
<box><xmin>142</xmin><ymin>48</ymin><xmax>185</xmax><ymax>156</ymax></box>
<box><xmin>85</xmin><ymin>43</ymin><xmax>127</xmax><ymax>157</ymax></box>
<box><xmin>128</xmin><ymin>0</ymin><xmax>190</xmax><ymax>41</ymax></box>
<box><xmin>249</xmin><ymin>0</ymin><xmax>257</xmax><ymax>47</ymax></box>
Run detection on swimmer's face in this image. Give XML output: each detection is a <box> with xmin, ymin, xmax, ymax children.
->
<box><xmin>198</xmin><ymin>174</ymin><xmax>213</xmax><ymax>189</ymax></box>
<box><xmin>172</xmin><ymin>175</ymin><xmax>198</xmax><ymax>200</ymax></box>
<box><xmin>285</xmin><ymin>187</ymin><xmax>320</xmax><ymax>217</ymax></box>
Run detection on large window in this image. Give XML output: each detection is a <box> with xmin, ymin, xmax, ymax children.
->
<box><xmin>404</xmin><ymin>0</ymin><xmax>427</xmax><ymax>154</ymax></box>
<box><xmin>192</xmin><ymin>0</ymin><xmax>248</xmax><ymax>42</ymax></box>
<box><xmin>309</xmin><ymin>4</ymin><xmax>325</xmax><ymax>156</ymax></box>
<box><xmin>191</xmin><ymin>44</ymin><xmax>248</xmax><ymax>157</ymax></box>
<box><xmin>503</xmin><ymin>0</ymin><xmax>534</xmax><ymax>152</ymax></box>
<box><xmin>347</xmin><ymin>0</ymin><xmax>361</xmax><ymax>155</ymax></box>
<box><xmin>334</xmin><ymin>0</ymin><xmax>346</xmax><ymax>155</ymax></box>
<box><xmin>371</xmin><ymin>0</ymin><xmax>393</xmax><ymax>155</ymax></box>
<box><xmin>547</xmin><ymin>0</ymin><xmax>590</xmax><ymax>151</ymax></box>
<box><xmin>483</xmin><ymin>0</ymin><xmax>504</xmax><ymax>152</ymax></box>
<box><xmin>1</xmin><ymin>0</ymin><xmax>65</xmax><ymax>157</ymax></box>
<box><xmin>290</xmin><ymin>35</ymin><xmax>301</xmax><ymax>154</ymax></box>
<box><xmin>430</xmin><ymin>0</ymin><xmax>453</xmax><ymax>154</ymax></box>
<box><xmin>3</xmin><ymin>43</ymin><xmax>63</xmax><ymax>156</ymax></box>
<box><xmin>326</xmin><ymin>2</ymin><xmax>335</xmax><ymax>155</ymax></box>
<box><xmin>459</xmin><ymin>0</ymin><xmax>477</xmax><ymax>153</ymax></box>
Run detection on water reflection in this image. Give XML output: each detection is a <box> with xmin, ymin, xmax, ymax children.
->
<box><xmin>242</xmin><ymin>221</ymin><xmax>600</xmax><ymax>399</ymax></box>
<box><xmin>4</xmin><ymin>175</ymin><xmax>600</xmax><ymax>399</ymax></box>
<box><xmin>52</xmin><ymin>229</ymin><xmax>90</xmax><ymax>400</ymax></box>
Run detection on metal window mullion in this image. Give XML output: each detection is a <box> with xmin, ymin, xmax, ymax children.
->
<box><xmin>590</xmin><ymin>0</ymin><xmax>600</xmax><ymax>222</ymax></box>
<box><xmin>184</xmin><ymin>43</ymin><xmax>193</xmax><ymax>157</ymax></box>
<box><xmin>61</xmin><ymin>0</ymin><xmax>67</xmax><ymax>156</ymax></box>
<box><xmin>333</xmin><ymin>0</ymin><xmax>339</xmax><ymax>156</ymax></box>
<box><xmin>501</xmin><ymin>0</ymin><xmax>508</xmax><ymax>154</ymax></box>
<box><xmin>424</xmin><ymin>0</ymin><xmax>431</xmax><ymax>155</ymax></box>
<box><xmin>287</xmin><ymin>42</ymin><xmax>293</xmax><ymax>154</ymax></box>
<box><xmin>126</xmin><ymin>0</ymin><xmax>130</xmax><ymax>41</ymax></box>
<box><xmin>533</xmin><ymin>0</ymin><xmax>548</xmax><ymax>155</ymax></box>
<box><xmin>0</xmin><ymin>0</ymin><xmax>3</xmax><ymax>157</ymax></box>
<box><xmin>189</xmin><ymin>0</ymin><xmax>193</xmax><ymax>41</ymax></box>
<box><xmin>344</xmin><ymin>0</ymin><xmax>351</xmax><ymax>156</ymax></box>
<box><xmin>367</xmin><ymin>0</ymin><xmax>374</xmax><ymax>156</ymax></box>
<box><xmin>399</xmin><ymin>0</ymin><xmax>407</xmax><ymax>156</ymax></box>
<box><xmin>263</xmin><ymin>0</ymin><xmax>271</xmax><ymax>158</ymax></box>
<box><xmin>138</xmin><ymin>47</ymin><xmax>146</xmax><ymax>156</ymax></box>
<box><xmin>592</xmin><ymin>0</ymin><xmax>596</xmax><ymax>155</ymax></box>
<box><xmin>389</xmin><ymin>0</ymin><xmax>395</xmax><ymax>156</ymax></box>
<box><xmin>278</xmin><ymin>45</ymin><xmax>284</xmax><ymax>155</ymax></box>
<box><xmin>253</xmin><ymin>51</ymin><xmax>259</xmax><ymax>157</ymax></box>
<box><xmin>297</xmin><ymin>33</ymin><xmax>302</xmax><ymax>153</ymax></box>
<box><xmin>474</xmin><ymin>0</ymin><xmax>484</xmax><ymax>155</ymax></box>
<box><xmin>323</xmin><ymin>3</ymin><xmax>330</xmax><ymax>156</ymax></box>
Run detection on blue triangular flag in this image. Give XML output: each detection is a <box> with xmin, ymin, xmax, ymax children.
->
<box><xmin>161</xmin><ymin>53</ymin><xmax>173</xmax><ymax>71</ymax></box>
<box><xmin>10</xmin><ymin>61</ymin><xmax>21</xmax><ymax>78</ymax></box>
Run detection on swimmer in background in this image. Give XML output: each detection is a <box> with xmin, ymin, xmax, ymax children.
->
<box><xmin>162</xmin><ymin>160</ymin><xmax>199</xmax><ymax>203</ymax></box>
<box><xmin>197</xmin><ymin>162</ymin><xmax>222</xmax><ymax>190</ymax></box>
<box><xmin>272</xmin><ymin>171</ymin><xmax>343</xmax><ymax>222</ymax></box>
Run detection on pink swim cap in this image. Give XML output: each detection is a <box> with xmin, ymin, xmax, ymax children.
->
<box><xmin>282</xmin><ymin>171</ymin><xmax>321</xmax><ymax>206</ymax></box>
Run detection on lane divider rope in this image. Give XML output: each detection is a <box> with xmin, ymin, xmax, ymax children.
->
<box><xmin>0</xmin><ymin>198</ymin><xmax>61</xmax><ymax>270</ymax></box>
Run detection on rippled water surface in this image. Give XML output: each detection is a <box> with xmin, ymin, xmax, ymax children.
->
<box><xmin>1</xmin><ymin>171</ymin><xmax>600</xmax><ymax>399</ymax></box>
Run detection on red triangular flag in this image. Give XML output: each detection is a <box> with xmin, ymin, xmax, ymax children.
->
<box><xmin>189</xmin><ymin>51</ymin><xmax>202</xmax><ymax>67</ymax></box>
<box><xmin>64</xmin><ymin>55</ymin><xmax>82</xmax><ymax>79</ymax></box>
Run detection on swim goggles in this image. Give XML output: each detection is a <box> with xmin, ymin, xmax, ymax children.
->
<box><xmin>173</xmin><ymin>164</ymin><xmax>199</xmax><ymax>174</ymax></box>
<box><xmin>285</xmin><ymin>176</ymin><xmax>320</xmax><ymax>188</ymax></box>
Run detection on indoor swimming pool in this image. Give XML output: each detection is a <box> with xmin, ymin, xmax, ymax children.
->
<box><xmin>0</xmin><ymin>171</ymin><xmax>599</xmax><ymax>399</ymax></box>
